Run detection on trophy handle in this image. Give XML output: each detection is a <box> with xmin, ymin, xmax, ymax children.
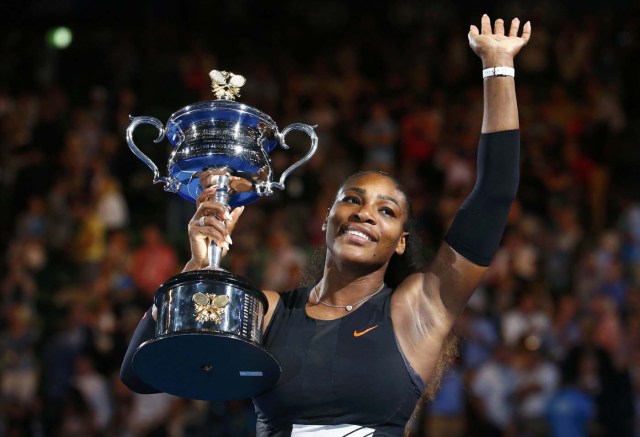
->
<box><xmin>126</xmin><ymin>115</ymin><xmax>181</xmax><ymax>193</ymax></box>
<box><xmin>270</xmin><ymin>123</ymin><xmax>318</xmax><ymax>191</ymax></box>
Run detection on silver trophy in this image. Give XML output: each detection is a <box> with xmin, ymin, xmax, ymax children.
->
<box><xmin>126</xmin><ymin>70</ymin><xmax>318</xmax><ymax>400</ymax></box>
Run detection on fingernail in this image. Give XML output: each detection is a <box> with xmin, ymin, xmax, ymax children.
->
<box><xmin>223</xmin><ymin>242</ymin><xmax>230</xmax><ymax>251</ymax></box>
<box><xmin>226</xmin><ymin>235</ymin><xmax>233</xmax><ymax>245</ymax></box>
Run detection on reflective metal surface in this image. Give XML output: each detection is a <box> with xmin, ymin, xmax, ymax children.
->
<box><xmin>132</xmin><ymin>332</ymin><xmax>281</xmax><ymax>401</ymax></box>
<box><xmin>154</xmin><ymin>270</ymin><xmax>266</xmax><ymax>345</ymax></box>
<box><xmin>126</xmin><ymin>99</ymin><xmax>318</xmax><ymax>206</ymax></box>
<box><xmin>131</xmin><ymin>270</ymin><xmax>281</xmax><ymax>400</ymax></box>
<box><xmin>125</xmin><ymin>71</ymin><xmax>310</xmax><ymax>400</ymax></box>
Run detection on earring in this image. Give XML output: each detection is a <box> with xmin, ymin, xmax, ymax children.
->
<box><xmin>322</xmin><ymin>222</ymin><xmax>327</xmax><ymax>231</ymax></box>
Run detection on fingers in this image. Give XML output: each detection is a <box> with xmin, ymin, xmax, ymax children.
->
<box><xmin>229</xmin><ymin>205</ymin><xmax>244</xmax><ymax>223</ymax></box>
<box><xmin>224</xmin><ymin>205</ymin><xmax>244</xmax><ymax>238</ymax></box>
<box><xmin>191</xmin><ymin>201</ymin><xmax>231</xmax><ymax>247</ymax></box>
<box><xmin>476</xmin><ymin>15</ymin><xmax>531</xmax><ymax>42</ymax></box>
<box><xmin>521</xmin><ymin>20</ymin><xmax>532</xmax><ymax>44</ymax></box>
<box><xmin>196</xmin><ymin>176</ymin><xmax>245</xmax><ymax>206</ymax></box>
<box><xmin>196</xmin><ymin>200</ymin><xmax>230</xmax><ymax>221</ymax></box>
<box><xmin>508</xmin><ymin>17</ymin><xmax>520</xmax><ymax>37</ymax></box>
<box><xmin>481</xmin><ymin>14</ymin><xmax>492</xmax><ymax>35</ymax></box>
<box><xmin>190</xmin><ymin>216</ymin><xmax>230</xmax><ymax>250</ymax></box>
<box><xmin>494</xmin><ymin>18</ymin><xmax>505</xmax><ymax>36</ymax></box>
<box><xmin>197</xmin><ymin>185</ymin><xmax>218</xmax><ymax>206</ymax></box>
<box><xmin>196</xmin><ymin>216</ymin><xmax>229</xmax><ymax>240</ymax></box>
<box><xmin>204</xmin><ymin>215</ymin><xmax>231</xmax><ymax>244</ymax></box>
<box><xmin>468</xmin><ymin>24</ymin><xmax>480</xmax><ymax>39</ymax></box>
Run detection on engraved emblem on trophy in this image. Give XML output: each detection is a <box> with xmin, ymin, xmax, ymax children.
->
<box><xmin>126</xmin><ymin>70</ymin><xmax>318</xmax><ymax>400</ymax></box>
<box><xmin>193</xmin><ymin>292</ymin><xmax>230</xmax><ymax>324</ymax></box>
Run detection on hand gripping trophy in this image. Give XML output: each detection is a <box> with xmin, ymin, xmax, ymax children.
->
<box><xmin>126</xmin><ymin>70</ymin><xmax>318</xmax><ymax>400</ymax></box>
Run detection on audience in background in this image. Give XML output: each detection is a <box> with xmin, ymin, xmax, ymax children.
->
<box><xmin>1</xmin><ymin>1</ymin><xmax>639</xmax><ymax>435</ymax></box>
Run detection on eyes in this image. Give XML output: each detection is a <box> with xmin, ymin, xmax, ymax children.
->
<box><xmin>340</xmin><ymin>195</ymin><xmax>397</xmax><ymax>218</ymax></box>
<box><xmin>343</xmin><ymin>195</ymin><xmax>359</xmax><ymax>204</ymax></box>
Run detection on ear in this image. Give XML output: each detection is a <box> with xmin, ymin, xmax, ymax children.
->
<box><xmin>395</xmin><ymin>232</ymin><xmax>409</xmax><ymax>256</ymax></box>
<box><xmin>321</xmin><ymin>208</ymin><xmax>330</xmax><ymax>232</ymax></box>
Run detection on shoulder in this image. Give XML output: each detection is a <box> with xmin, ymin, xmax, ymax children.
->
<box><xmin>262</xmin><ymin>290</ymin><xmax>280</xmax><ymax>332</ymax></box>
<box><xmin>262</xmin><ymin>287</ymin><xmax>310</xmax><ymax>331</ymax></box>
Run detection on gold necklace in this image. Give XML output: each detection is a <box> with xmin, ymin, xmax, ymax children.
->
<box><xmin>312</xmin><ymin>282</ymin><xmax>386</xmax><ymax>311</ymax></box>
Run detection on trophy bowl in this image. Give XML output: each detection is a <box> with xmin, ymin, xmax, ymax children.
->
<box><xmin>126</xmin><ymin>71</ymin><xmax>318</xmax><ymax>400</ymax></box>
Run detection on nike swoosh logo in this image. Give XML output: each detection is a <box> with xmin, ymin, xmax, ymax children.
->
<box><xmin>353</xmin><ymin>325</ymin><xmax>379</xmax><ymax>337</ymax></box>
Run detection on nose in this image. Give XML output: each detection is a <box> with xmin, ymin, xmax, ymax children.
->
<box><xmin>351</xmin><ymin>205</ymin><xmax>376</xmax><ymax>224</ymax></box>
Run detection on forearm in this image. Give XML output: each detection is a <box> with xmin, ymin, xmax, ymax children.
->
<box><xmin>120</xmin><ymin>308</ymin><xmax>160</xmax><ymax>393</ymax></box>
<box><xmin>445</xmin><ymin>130</ymin><xmax>520</xmax><ymax>266</ymax></box>
<box><xmin>445</xmin><ymin>16</ymin><xmax>526</xmax><ymax>265</ymax></box>
<box><xmin>481</xmin><ymin>54</ymin><xmax>519</xmax><ymax>133</ymax></box>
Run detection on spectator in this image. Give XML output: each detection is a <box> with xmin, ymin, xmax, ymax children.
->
<box><xmin>456</xmin><ymin>306</ymin><xmax>500</xmax><ymax>370</ymax></box>
<box><xmin>502</xmin><ymin>291</ymin><xmax>551</xmax><ymax>348</ymax></box>
<box><xmin>470</xmin><ymin>344</ymin><xmax>518</xmax><ymax>436</ymax></box>
<box><xmin>0</xmin><ymin>1</ymin><xmax>638</xmax><ymax>434</ymax></box>
<box><xmin>0</xmin><ymin>305</ymin><xmax>39</xmax><ymax>435</ymax></box>
<box><xmin>131</xmin><ymin>224</ymin><xmax>179</xmax><ymax>302</ymax></box>
<box><xmin>546</xmin><ymin>351</ymin><xmax>595</xmax><ymax>437</ymax></box>
<box><xmin>71</xmin><ymin>199</ymin><xmax>106</xmax><ymax>284</ymax></box>
<box><xmin>548</xmin><ymin>294</ymin><xmax>582</xmax><ymax>360</ymax></box>
<box><xmin>95</xmin><ymin>177</ymin><xmax>129</xmax><ymax>231</ymax></box>
<box><xmin>360</xmin><ymin>103</ymin><xmax>398</xmax><ymax>172</ymax></box>
<box><xmin>512</xmin><ymin>344</ymin><xmax>560</xmax><ymax>436</ymax></box>
<box><xmin>72</xmin><ymin>355</ymin><xmax>113</xmax><ymax>432</ymax></box>
<box><xmin>261</xmin><ymin>229</ymin><xmax>306</xmax><ymax>291</ymax></box>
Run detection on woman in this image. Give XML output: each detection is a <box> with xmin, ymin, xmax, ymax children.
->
<box><xmin>122</xmin><ymin>15</ymin><xmax>531</xmax><ymax>436</ymax></box>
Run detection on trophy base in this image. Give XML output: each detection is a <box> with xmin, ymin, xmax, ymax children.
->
<box><xmin>132</xmin><ymin>332</ymin><xmax>280</xmax><ymax>401</ymax></box>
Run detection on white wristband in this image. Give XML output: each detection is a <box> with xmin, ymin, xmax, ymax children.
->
<box><xmin>482</xmin><ymin>66</ymin><xmax>515</xmax><ymax>79</ymax></box>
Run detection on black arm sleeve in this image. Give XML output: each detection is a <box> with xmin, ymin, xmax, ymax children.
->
<box><xmin>120</xmin><ymin>307</ymin><xmax>160</xmax><ymax>393</ymax></box>
<box><xmin>444</xmin><ymin>129</ymin><xmax>520</xmax><ymax>266</ymax></box>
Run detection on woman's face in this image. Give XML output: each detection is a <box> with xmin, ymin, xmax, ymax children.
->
<box><xmin>325</xmin><ymin>173</ymin><xmax>408</xmax><ymax>269</ymax></box>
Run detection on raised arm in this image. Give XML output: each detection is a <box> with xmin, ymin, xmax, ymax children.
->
<box><xmin>392</xmin><ymin>15</ymin><xmax>531</xmax><ymax>379</ymax></box>
<box><xmin>434</xmin><ymin>16</ymin><xmax>531</xmax><ymax>311</ymax></box>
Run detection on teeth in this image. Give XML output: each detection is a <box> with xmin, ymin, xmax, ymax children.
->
<box><xmin>345</xmin><ymin>230</ymin><xmax>372</xmax><ymax>241</ymax></box>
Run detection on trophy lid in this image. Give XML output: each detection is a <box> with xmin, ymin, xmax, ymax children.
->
<box><xmin>166</xmin><ymin>70</ymin><xmax>277</xmax><ymax>130</ymax></box>
<box><xmin>209</xmin><ymin>70</ymin><xmax>246</xmax><ymax>101</ymax></box>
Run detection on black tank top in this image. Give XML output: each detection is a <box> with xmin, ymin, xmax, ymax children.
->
<box><xmin>253</xmin><ymin>286</ymin><xmax>425</xmax><ymax>436</ymax></box>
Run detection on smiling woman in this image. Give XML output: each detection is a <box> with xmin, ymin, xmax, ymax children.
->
<box><xmin>121</xmin><ymin>14</ymin><xmax>531</xmax><ymax>437</ymax></box>
<box><xmin>323</xmin><ymin>173</ymin><xmax>409</xmax><ymax>271</ymax></box>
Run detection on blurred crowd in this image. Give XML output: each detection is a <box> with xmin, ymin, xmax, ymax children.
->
<box><xmin>1</xmin><ymin>0</ymin><xmax>640</xmax><ymax>436</ymax></box>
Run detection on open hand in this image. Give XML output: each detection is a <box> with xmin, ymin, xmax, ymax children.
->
<box><xmin>468</xmin><ymin>15</ymin><xmax>532</xmax><ymax>67</ymax></box>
